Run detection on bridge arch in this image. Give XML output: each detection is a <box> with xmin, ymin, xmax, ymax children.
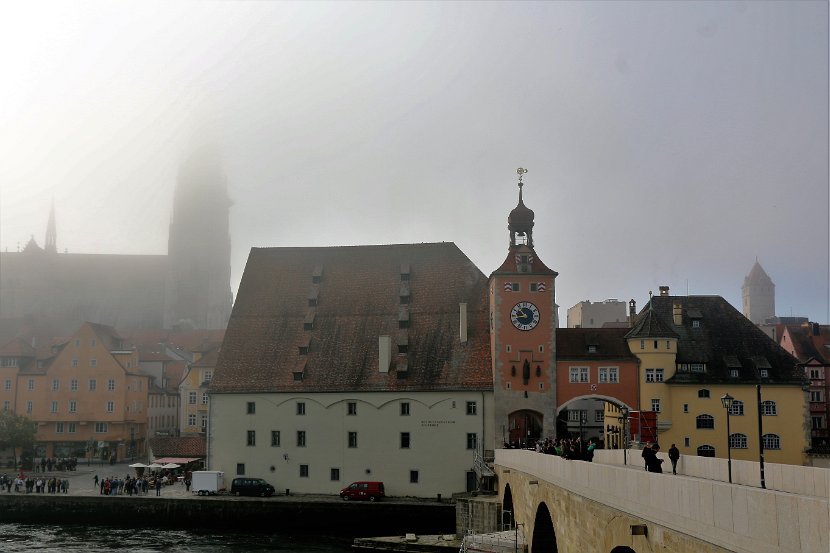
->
<box><xmin>610</xmin><ymin>547</ymin><xmax>636</xmax><ymax>553</ymax></box>
<box><xmin>502</xmin><ymin>483</ymin><xmax>514</xmax><ymax>529</ymax></box>
<box><xmin>531</xmin><ymin>502</ymin><xmax>558</xmax><ymax>552</ymax></box>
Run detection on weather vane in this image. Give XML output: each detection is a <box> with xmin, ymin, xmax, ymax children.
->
<box><xmin>517</xmin><ymin>167</ymin><xmax>528</xmax><ymax>186</ymax></box>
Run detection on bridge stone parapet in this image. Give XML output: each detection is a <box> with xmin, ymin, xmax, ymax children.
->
<box><xmin>592</xmin><ymin>449</ymin><xmax>830</xmax><ymax>497</ymax></box>
<box><xmin>496</xmin><ymin>449</ymin><xmax>829</xmax><ymax>553</ymax></box>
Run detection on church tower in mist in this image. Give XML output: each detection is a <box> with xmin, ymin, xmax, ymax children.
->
<box><xmin>742</xmin><ymin>259</ymin><xmax>775</xmax><ymax>325</ymax></box>
<box><xmin>165</xmin><ymin>143</ymin><xmax>233</xmax><ymax>329</ymax></box>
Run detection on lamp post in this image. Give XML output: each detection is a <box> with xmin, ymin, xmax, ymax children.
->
<box><xmin>721</xmin><ymin>393</ymin><xmax>734</xmax><ymax>484</ymax></box>
<box><xmin>580</xmin><ymin>416</ymin><xmax>586</xmax><ymax>441</ymax></box>
<box><xmin>620</xmin><ymin>406</ymin><xmax>629</xmax><ymax>465</ymax></box>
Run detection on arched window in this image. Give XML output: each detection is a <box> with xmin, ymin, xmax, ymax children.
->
<box><xmin>761</xmin><ymin>400</ymin><xmax>777</xmax><ymax>416</ymax></box>
<box><xmin>697</xmin><ymin>445</ymin><xmax>716</xmax><ymax>457</ymax></box>
<box><xmin>762</xmin><ymin>434</ymin><xmax>781</xmax><ymax>450</ymax></box>
<box><xmin>696</xmin><ymin>414</ymin><xmax>714</xmax><ymax>429</ymax></box>
<box><xmin>728</xmin><ymin>400</ymin><xmax>744</xmax><ymax>416</ymax></box>
<box><xmin>729</xmin><ymin>433</ymin><xmax>748</xmax><ymax>449</ymax></box>
<box><xmin>698</xmin><ymin>389</ymin><xmax>710</xmax><ymax>398</ymax></box>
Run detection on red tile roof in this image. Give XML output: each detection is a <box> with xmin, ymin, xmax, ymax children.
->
<box><xmin>148</xmin><ymin>436</ymin><xmax>206</xmax><ymax>457</ymax></box>
<box><xmin>212</xmin><ymin>243</ymin><xmax>492</xmax><ymax>393</ymax></box>
<box><xmin>556</xmin><ymin>328</ymin><xmax>638</xmax><ymax>360</ymax></box>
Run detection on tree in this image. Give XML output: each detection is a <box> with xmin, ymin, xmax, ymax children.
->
<box><xmin>0</xmin><ymin>412</ymin><xmax>37</xmax><ymax>469</ymax></box>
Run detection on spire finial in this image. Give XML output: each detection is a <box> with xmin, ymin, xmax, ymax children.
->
<box><xmin>648</xmin><ymin>290</ymin><xmax>654</xmax><ymax>311</ymax></box>
<box><xmin>517</xmin><ymin>167</ymin><xmax>527</xmax><ymax>200</ymax></box>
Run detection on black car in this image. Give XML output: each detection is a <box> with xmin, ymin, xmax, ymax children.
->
<box><xmin>230</xmin><ymin>477</ymin><xmax>275</xmax><ymax>497</ymax></box>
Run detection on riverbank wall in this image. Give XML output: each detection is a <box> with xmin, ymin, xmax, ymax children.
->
<box><xmin>0</xmin><ymin>495</ymin><xmax>455</xmax><ymax>537</ymax></box>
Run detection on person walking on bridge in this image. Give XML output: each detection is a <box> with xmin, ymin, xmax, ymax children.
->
<box><xmin>668</xmin><ymin>444</ymin><xmax>680</xmax><ymax>475</ymax></box>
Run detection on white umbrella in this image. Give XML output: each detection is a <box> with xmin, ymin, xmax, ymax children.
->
<box><xmin>148</xmin><ymin>463</ymin><xmax>163</xmax><ymax>469</ymax></box>
<box><xmin>128</xmin><ymin>462</ymin><xmax>147</xmax><ymax>468</ymax></box>
<box><xmin>162</xmin><ymin>463</ymin><xmax>180</xmax><ymax>469</ymax></box>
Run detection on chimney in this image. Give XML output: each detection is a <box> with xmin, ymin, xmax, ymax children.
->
<box><xmin>378</xmin><ymin>335</ymin><xmax>391</xmax><ymax>373</ymax></box>
<box><xmin>659</xmin><ymin>286</ymin><xmax>670</xmax><ymax>297</ymax></box>
<box><xmin>628</xmin><ymin>299</ymin><xmax>636</xmax><ymax>327</ymax></box>
<box><xmin>459</xmin><ymin>303</ymin><xmax>468</xmax><ymax>343</ymax></box>
<box><xmin>673</xmin><ymin>302</ymin><xmax>683</xmax><ymax>325</ymax></box>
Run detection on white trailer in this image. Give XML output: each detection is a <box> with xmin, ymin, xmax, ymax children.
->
<box><xmin>191</xmin><ymin>470</ymin><xmax>225</xmax><ymax>496</ymax></box>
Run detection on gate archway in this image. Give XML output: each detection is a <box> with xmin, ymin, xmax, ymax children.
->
<box><xmin>508</xmin><ymin>409</ymin><xmax>542</xmax><ymax>447</ymax></box>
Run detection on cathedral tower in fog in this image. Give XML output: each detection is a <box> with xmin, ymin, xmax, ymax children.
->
<box><xmin>742</xmin><ymin>259</ymin><xmax>775</xmax><ymax>325</ymax></box>
<box><xmin>165</xmin><ymin>144</ymin><xmax>233</xmax><ymax>329</ymax></box>
<box><xmin>0</xmin><ymin>147</ymin><xmax>232</xmax><ymax>334</ymax></box>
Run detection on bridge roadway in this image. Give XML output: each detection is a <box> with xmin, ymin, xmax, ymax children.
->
<box><xmin>495</xmin><ymin>448</ymin><xmax>829</xmax><ymax>553</ymax></box>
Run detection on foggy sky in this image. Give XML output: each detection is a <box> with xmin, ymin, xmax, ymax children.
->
<box><xmin>1</xmin><ymin>1</ymin><xmax>828</xmax><ymax>324</ymax></box>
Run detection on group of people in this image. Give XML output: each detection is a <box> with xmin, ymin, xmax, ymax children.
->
<box><xmin>530</xmin><ymin>437</ymin><xmax>598</xmax><ymax>461</ymax></box>
<box><xmin>642</xmin><ymin>442</ymin><xmax>681</xmax><ymax>474</ymax></box>
<box><xmin>35</xmin><ymin>457</ymin><xmax>78</xmax><ymax>472</ymax></box>
<box><xmin>94</xmin><ymin>472</ymin><xmax>169</xmax><ymax>496</ymax></box>
<box><xmin>0</xmin><ymin>473</ymin><xmax>69</xmax><ymax>493</ymax></box>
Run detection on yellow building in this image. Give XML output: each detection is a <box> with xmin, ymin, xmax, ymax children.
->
<box><xmin>4</xmin><ymin>322</ymin><xmax>151</xmax><ymax>462</ymax></box>
<box><xmin>625</xmin><ymin>288</ymin><xmax>809</xmax><ymax>465</ymax></box>
<box><xmin>179</xmin><ymin>347</ymin><xmax>218</xmax><ymax>436</ymax></box>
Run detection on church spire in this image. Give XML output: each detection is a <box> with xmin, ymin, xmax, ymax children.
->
<box><xmin>45</xmin><ymin>200</ymin><xmax>57</xmax><ymax>254</ymax></box>
<box><xmin>508</xmin><ymin>167</ymin><xmax>535</xmax><ymax>248</ymax></box>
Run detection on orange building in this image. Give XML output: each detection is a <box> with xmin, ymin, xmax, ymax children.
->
<box><xmin>11</xmin><ymin>323</ymin><xmax>150</xmax><ymax>461</ymax></box>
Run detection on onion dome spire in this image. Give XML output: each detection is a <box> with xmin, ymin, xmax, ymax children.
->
<box><xmin>508</xmin><ymin>168</ymin><xmax>535</xmax><ymax>247</ymax></box>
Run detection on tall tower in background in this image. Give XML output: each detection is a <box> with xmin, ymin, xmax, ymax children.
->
<box><xmin>489</xmin><ymin>169</ymin><xmax>558</xmax><ymax>446</ymax></box>
<box><xmin>165</xmin><ymin>143</ymin><xmax>233</xmax><ymax>329</ymax></box>
<box><xmin>742</xmin><ymin>259</ymin><xmax>775</xmax><ymax>325</ymax></box>
<box><xmin>44</xmin><ymin>201</ymin><xmax>57</xmax><ymax>254</ymax></box>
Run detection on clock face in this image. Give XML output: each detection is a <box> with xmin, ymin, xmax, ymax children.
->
<box><xmin>510</xmin><ymin>301</ymin><xmax>540</xmax><ymax>331</ymax></box>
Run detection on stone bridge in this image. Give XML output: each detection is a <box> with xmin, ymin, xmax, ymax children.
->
<box><xmin>494</xmin><ymin>449</ymin><xmax>828</xmax><ymax>553</ymax></box>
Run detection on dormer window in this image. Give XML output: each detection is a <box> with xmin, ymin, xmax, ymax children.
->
<box><xmin>760</xmin><ymin>369</ymin><xmax>768</xmax><ymax>378</ymax></box>
<box><xmin>298</xmin><ymin>346</ymin><xmax>308</xmax><ymax>356</ymax></box>
<box><xmin>308</xmin><ymin>299</ymin><xmax>317</xmax><ymax>307</ymax></box>
<box><xmin>692</xmin><ymin>319</ymin><xmax>701</xmax><ymax>328</ymax></box>
<box><xmin>730</xmin><ymin>369</ymin><xmax>739</xmax><ymax>378</ymax></box>
<box><xmin>400</xmin><ymin>295</ymin><xmax>409</xmax><ymax>305</ymax></box>
<box><xmin>587</xmin><ymin>345</ymin><xmax>597</xmax><ymax>353</ymax></box>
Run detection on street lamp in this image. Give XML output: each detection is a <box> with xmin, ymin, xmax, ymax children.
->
<box><xmin>721</xmin><ymin>393</ymin><xmax>734</xmax><ymax>484</ymax></box>
<box><xmin>620</xmin><ymin>406</ymin><xmax>629</xmax><ymax>465</ymax></box>
<box><xmin>580</xmin><ymin>416</ymin><xmax>587</xmax><ymax>441</ymax></box>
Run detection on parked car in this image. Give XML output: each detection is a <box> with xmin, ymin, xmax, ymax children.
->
<box><xmin>339</xmin><ymin>481</ymin><xmax>385</xmax><ymax>501</ymax></box>
<box><xmin>230</xmin><ymin>477</ymin><xmax>275</xmax><ymax>497</ymax></box>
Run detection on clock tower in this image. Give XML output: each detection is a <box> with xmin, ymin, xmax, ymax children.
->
<box><xmin>490</xmin><ymin>169</ymin><xmax>558</xmax><ymax>447</ymax></box>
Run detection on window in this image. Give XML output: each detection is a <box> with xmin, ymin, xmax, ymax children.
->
<box><xmin>811</xmin><ymin>391</ymin><xmax>823</xmax><ymax>402</ymax></box>
<box><xmin>26</xmin><ymin>401</ymin><xmax>32</xmax><ymax>414</ymax></box>
<box><xmin>728</xmin><ymin>400</ymin><xmax>744</xmax><ymax>416</ymax></box>
<box><xmin>569</xmin><ymin>367</ymin><xmax>589</xmax><ymax>383</ymax></box>
<box><xmin>569</xmin><ymin>367</ymin><xmax>579</xmax><ymax>383</ymax></box>
<box><xmin>70</xmin><ymin>379</ymin><xmax>78</xmax><ymax>392</ymax></box>
<box><xmin>683</xmin><ymin>403</ymin><xmax>689</xmax><ymax>413</ymax></box>
<box><xmin>410</xmin><ymin>470</ymin><xmax>419</xmax><ymax>484</ymax></box>
<box><xmin>587</xmin><ymin>345</ymin><xmax>597</xmax><ymax>353</ymax></box>
<box><xmin>3</xmin><ymin>379</ymin><xmax>10</xmax><ymax>392</ymax></box>
<box><xmin>90</xmin><ymin>359</ymin><xmax>97</xmax><ymax>368</ymax></box>
<box><xmin>466</xmin><ymin>433</ymin><xmax>478</xmax><ymax>450</ymax></box>
<box><xmin>697</xmin><ymin>445</ymin><xmax>716</xmax><ymax>457</ymax></box>
<box><xmin>297</xmin><ymin>430</ymin><xmax>306</xmax><ymax>447</ymax></box>
<box><xmin>246</xmin><ymin>401</ymin><xmax>256</xmax><ymax>414</ymax></box>
<box><xmin>684</xmin><ymin>437</ymin><xmax>690</xmax><ymax>447</ymax></box>
<box><xmin>398</xmin><ymin>344</ymin><xmax>408</xmax><ymax>354</ymax></box>
<box><xmin>598</xmin><ymin>367</ymin><xmax>619</xmax><ymax>383</ymax></box>
<box><xmin>696</xmin><ymin>414</ymin><xmax>714</xmax><ymax>429</ymax></box>
<box><xmin>50</xmin><ymin>401</ymin><xmax>58</xmax><ymax>413</ymax></box>
<box><xmin>690</xmin><ymin>363</ymin><xmax>704</xmax><ymax>373</ymax></box>
<box><xmin>107</xmin><ymin>379</ymin><xmax>115</xmax><ymax>391</ymax></box>
<box><xmin>692</xmin><ymin>319</ymin><xmax>701</xmax><ymax>328</ymax></box>
<box><xmin>760</xmin><ymin>369</ymin><xmax>769</xmax><ymax>378</ymax></box>
<box><xmin>297</xmin><ymin>402</ymin><xmax>306</xmax><ymax>415</ymax></box>
<box><xmin>204</xmin><ymin>370</ymin><xmax>213</xmax><ymax>382</ymax></box>
<box><xmin>298</xmin><ymin>345</ymin><xmax>309</xmax><ymax>355</ymax></box>
<box><xmin>698</xmin><ymin>389</ymin><xmax>710</xmax><ymax>398</ymax></box>
<box><xmin>640</xmin><ymin>340</ymin><xmax>645</xmax><ymax>350</ymax></box>
<box><xmin>348</xmin><ymin>431</ymin><xmax>358</xmax><ymax>448</ymax></box>
<box><xmin>89</xmin><ymin>379</ymin><xmax>97</xmax><ymax>391</ymax></box>
<box><xmin>202</xmin><ymin>392</ymin><xmax>209</xmax><ymax>405</ymax></box>
<box><xmin>236</xmin><ymin>463</ymin><xmax>245</xmax><ymax>475</ymax></box>
<box><xmin>568</xmin><ymin>410</ymin><xmax>587</xmax><ymax>422</ymax></box>
<box><xmin>400</xmin><ymin>402</ymin><xmax>410</xmax><ymax>416</ymax></box>
<box><xmin>594</xmin><ymin>410</ymin><xmax>604</xmax><ymax>422</ymax></box>
<box><xmin>811</xmin><ymin>416</ymin><xmax>824</xmax><ymax>429</ymax></box>
<box><xmin>466</xmin><ymin>401</ymin><xmax>477</xmax><ymax>415</ymax></box>
<box><xmin>507</xmin><ymin>282</ymin><xmax>519</xmax><ymax>292</ymax></box>
<box><xmin>730</xmin><ymin>369</ymin><xmax>739</xmax><ymax>378</ymax></box>
<box><xmin>645</xmin><ymin>369</ymin><xmax>664</xmax><ymax>382</ymax></box>
<box><xmin>300</xmin><ymin>465</ymin><xmax>309</xmax><ymax>478</ymax></box>
<box><xmin>651</xmin><ymin>399</ymin><xmax>661</xmax><ymax>413</ymax></box>
<box><xmin>69</xmin><ymin>400</ymin><xmax>76</xmax><ymax>413</ymax></box>
<box><xmin>90</xmin><ymin>339</ymin><xmax>96</xmax><ymax>347</ymax></box>
<box><xmin>52</xmin><ymin>379</ymin><xmax>59</xmax><ymax>391</ymax></box>
<box><xmin>106</xmin><ymin>401</ymin><xmax>114</xmax><ymax>413</ymax></box>
<box><xmin>762</xmin><ymin>434</ymin><xmax>781</xmax><ymax>450</ymax></box>
<box><xmin>810</xmin><ymin>368</ymin><xmax>821</xmax><ymax>379</ymax></box>
<box><xmin>246</xmin><ymin>430</ymin><xmax>256</xmax><ymax>446</ymax></box>
<box><xmin>2</xmin><ymin>401</ymin><xmax>8</xmax><ymax>412</ymax></box>
<box><xmin>271</xmin><ymin>431</ymin><xmax>280</xmax><ymax>447</ymax></box>
<box><xmin>188</xmin><ymin>414</ymin><xmax>196</xmax><ymax>426</ymax></box>
<box><xmin>729</xmin><ymin>433</ymin><xmax>748</xmax><ymax>449</ymax></box>
<box><xmin>68</xmin><ymin>423</ymin><xmax>76</xmax><ymax>433</ymax></box>
<box><xmin>761</xmin><ymin>401</ymin><xmax>777</xmax><ymax>416</ymax></box>
<box><xmin>579</xmin><ymin>367</ymin><xmax>589</xmax><ymax>383</ymax></box>
<box><xmin>201</xmin><ymin>417</ymin><xmax>207</xmax><ymax>430</ymax></box>
<box><xmin>347</xmin><ymin>402</ymin><xmax>357</xmax><ymax>415</ymax></box>
<box><xmin>330</xmin><ymin>468</ymin><xmax>340</xmax><ymax>481</ymax></box>
<box><xmin>95</xmin><ymin>422</ymin><xmax>108</xmax><ymax>433</ymax></box>
<box><xmin>401</xmin><ymin>432</ymin><xmax>410</xmax><ymax>449</ymax></box>
<box><xmin>56</xmin><ymin>423</ymin><xmax>64</xmax><ymax>433</ymax></box>
<box><xmin>27</xmin><ymin>379</ymin><xmax>34</xmax><ymax>391</ymax></box>
<box><xmin>71</xmin><ymin>359</ymin><xmax>78</xmax><ymax>368</ymax></box>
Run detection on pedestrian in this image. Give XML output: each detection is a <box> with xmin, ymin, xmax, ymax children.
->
<box><xmin>155</xmin><ymin>478</ymin><xmax>162</xmax><ymax>496</ymax></box>
<box><xmin>668</xmin><ymin>443</ymin><xmax>680</xmax><ymax>475</ymax></box>
<box><xmin>94</xmin><ymin>474</ymin><xmax>99</xmax><ymax>487</ymax></box>
<box><xmin>644</xmin><ymin>443</ymin><xmax>664</xmax><ymax>473</ymax></box>
<box><xmin>641</xmin><ymin>443</ymin><xmax>651</xmax><ymax>470</ymax></box>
